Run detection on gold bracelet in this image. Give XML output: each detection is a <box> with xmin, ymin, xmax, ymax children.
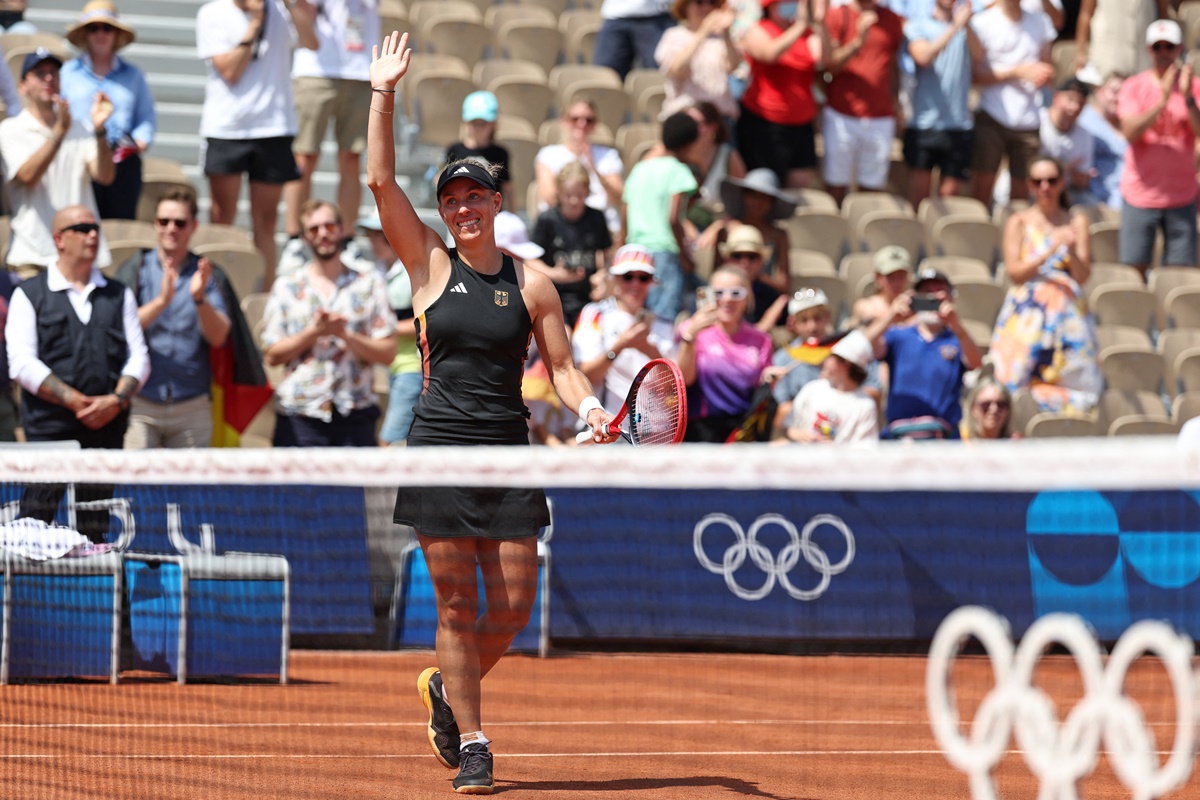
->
<box><xmin>371</xmin><ymin>106</ymin><xmax>393</xmax><ymax>115</ymax></box>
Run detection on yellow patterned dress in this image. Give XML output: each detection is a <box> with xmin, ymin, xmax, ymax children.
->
<box><xmin>989</xmin><ymin>226</ymin><xmax>1103</xmax><ymax>414</ymax></box>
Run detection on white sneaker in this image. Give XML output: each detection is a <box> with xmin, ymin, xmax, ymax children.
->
<box><xmin>277</xmin><ymin>236</ymin><xmax>309</xmax><ymax>276</ymax></box>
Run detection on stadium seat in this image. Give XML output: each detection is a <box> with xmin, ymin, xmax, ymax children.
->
<box><xmin>0</xmin><ymin>215</ymin><xmax>8</xmax><ymax>266</ymax></box>
<box><xmin>1008</xmin><ymin>387</ymin><xmax>1041</xmax><ymax>438</ymax></box>
<box><xmin>136</xmin><ymin>178</ymin><xmax>196</xmax><ymax>223</ymax></box>
<box><xmin>918</xmin><ymin>256</ymin><xmax>992</xmax><ymax>284</ymax></box>
<box><xmin>408</xmin><ymin>72</ymin><xmax>476</xmax><ymax>148</ymax></box>
<box><xmin>960</xmin><ymin>319</ymin><xmax>993</xmax><ymax>351</ymax></box>
<box><xmin>840</xmin><ymin>252</ymin><xmax>880</xmax><ymax>299</ymax></box>
<box><xmin>1082</xmin><ymin>262</ymin><xmax>1142</xmax><ymax>304</ymax></box>
<box><xmin>790</xmin><ymin>188</ymin><xmax>838</xmax><ymax>213</ymax></box>
<box><xmin>1098</xmin><ymin>346</ymin><xmax>1165</xmax><ymax>393</ymax></box>
<box><xmin>787</xmin><ymin>211</ymin><xmax>849</xmax><ymax>264</ymax></box>
<box><xmin>191</xmin><ymin>223</ymin><xmax>253</xmax><ymax>249</ymax></box>
<box><xmin>416</xmin><ymin>17</ymin><xmax>490</xmax><ymax>65</ymax></box>
<box><xmin>1107</xmin><ymin>417</ymin><xmax>1178</xmax><ymax>436</ymax></box>
<box><xmin>498</xmin><ymin>135</ymin><xmax>539</xmax><ymax>213</ymax></box>
<box><xmin>950</xmin><ymin>279</ymin><xmax>1005</xmax><ymax>328</ymax></box>
<box><xmin>1090</xmin><ymin>285</ymin><xmax>1157</xmax><ymax>332</ymax></box>
<box><xmin>104</xmin><ymin>240</ymin><xmax>151</xmax><ymax>277</ymax></box>
<box><xmin>930</xmin><ymin>216</ymin><xmax>1001</xmax><ymax>265</ymax></box>
<box><xmin>623</xmin><ymin>69</ymin><xmax>666</xmax><ymax>115</ymax></box>
<box><xmin>240</xmin><ymin>293</ymin><xmax>270</xmax><ymax>337</ymax></box>
<box><xmin>141</xmin><ymin>155</ymin><xmax>188</xmax><ymax>180</ymax></box>
<box><xmin>519</xmin><ymin>0</ymin><xmax>571</xmax><ymax>15</ymax></box>
<box><xmin>917</xmin><ymin>196</ymin><xmax>989</xmax><ymax>229</ymax></box>
<box><xmin>495</xmin><ymin>113</ymin><xmax>538</xmax><ymax>142</ymax></box>
<box><xmin>1050</xmin><ymin>39</ymin><xmax>1077</xmax><ymax>84</ymax></box>
<box><xmin>474</xmin><ymin>58</ymin><xmax>547</xmax><ymax>88</ymax></box>
<box><xmin>490</xmin><ymin>77</ymin><xmax>555</xmax><ymax>130</ymax></box>
<box><xmin>1095</xmin><ymin>389</ymin><xmax>1169</xmax><ymax>433</ymax></box>
<box><xmin>407</xmin><ymin>0</ymin><xmax>481</xmax><ymax>30</ymax></box>
<box><xmin>102</xmin><ymin>219</ymin><xmax>155</xmax><ymax>244</ymax></box>
<box><xmin>1089</xmin><ymin>221</ymin><xmax>1121</xmax><ymax>265</ymax></box>
<box><xmin>400</xmin><ymin>56</ymin><xmax>472</xmax><ymax>118</ymax></box>
<box><xmin>495</xmin><ymin>21</ymin><xmax>563</xmax><ymax>76</ymax></box>
<box><xmin>563</xmin><ymin>82</ymin><xmax>629</xmax><ymax>132</ymax></box>
<box><xmin>559</xmin><ymin>7</ymin><xmax>603</xmax><ymax>41</ymax></box>
<box><xmin>1171</xmin><ymin>391</ymin><xmax>1200</xmax><ymax>426</ymax></box>
<box><xmin>1163</xmin><ymin>285</ymin><xmax>1200</xmax><ymax>329</ymax></box>
<box><xmin>857</xmin><ymin>212</ymin><xmax>925</xmax><ymax>259</ymax></box>
<box><xmin>550</xmin><ymin>63</ymin><xmax>622</xmax><ymax>99</ymax></box>
<box><xmin>483</xmin><ymin>4</ymin><xmax>556</xmax><ymax>32</ymax></box>
<box><xmin>1025</xmin><ymin>412</ymin><xmax>1101</xmax><ymax>438</ymax></box>
<box><xmin>563</xmin><ymin>19</ymin><xmax>602</xmax><ymax>64</ymax></box>
<box><xmin>1159</xmin><ymin>328</ymin><xmax>1200</xmax><ymax>396</ymax></box>
<box><xmin>634</xmin><ymin>83</ymin><xmax>667</xmax><ymax>123</ymax></box>
<box><xmin>842</xmin><ymin>191</ymin><xmax>913</xmax><ymax>239</ymax></box>
<box><xmin>616</xmin><ymin>121</ymin><xmax>661</xmax><ymax>166</ymax></box>
<box><xmin>1096</xmin><ymin>323</ymin><xmax>1153</xmax><ymax>353</ymax></box>
<box><xmin>193</xmin><ymin>242</ymin><xmax>267</xmax><ymax>300</ymax></box>
<box><xmin>1150</xmin><ymin>266</ymin><xmax>1200</xmax><ymax>331</ymax></box>
<box><xmin>1069</xmin><ymin>203</ymin><xmax>1120</xmax><ymax>225</ymax></box>
<box><xmin>1175</xmin><ymin>347</ymin><xmax>1200</xmax><ymax>395</ymax></box>
<box><xmin>789</xmin><ymin>249</ymin><xmax>838</xmax><ymax>279</ymax></box>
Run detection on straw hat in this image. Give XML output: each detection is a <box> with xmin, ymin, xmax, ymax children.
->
<box><xmin>718</xmin><ymin>224</ymin><xmax>767</xmax><ymax>259</ymax></box>
<box><xmin>66</xmin><ymin>0</ymin><xmax>136</xmax><ymax>51</ymax></box>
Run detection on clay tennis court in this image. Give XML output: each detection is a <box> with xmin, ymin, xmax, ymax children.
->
<box><xmin>0</xmin><ymin>649</ymin><xmax>1188</xmax><ymax>799</ymax></box>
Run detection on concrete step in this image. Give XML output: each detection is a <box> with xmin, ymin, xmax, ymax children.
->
<box><xmin>25</xmin><ymin>9</ymin><xmax>202</xmax><ymax>47</ymax></box>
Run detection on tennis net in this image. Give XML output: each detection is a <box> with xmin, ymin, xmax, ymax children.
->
<box><xmin>0</xmin><ymin>439</ymin><xmax>1196</xmax><ymax>799</ymax></box>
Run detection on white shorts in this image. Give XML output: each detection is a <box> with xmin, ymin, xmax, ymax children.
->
<box><xmin>820</xmin><ymin>106</ymin><xmax>895</xmax><ymax>190</ymax></box>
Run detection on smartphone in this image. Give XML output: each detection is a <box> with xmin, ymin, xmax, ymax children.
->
<box><xmin>911</xmin><ymin>294</ymin><xmax>941</xmax><ymax>313</ymax></box>
<box><xmin>696</xmin><ymin>286</ymin><xmax>716</xmax><ymax>309</ymax></box>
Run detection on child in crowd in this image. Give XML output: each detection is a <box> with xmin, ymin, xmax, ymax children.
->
<box><xmin>444</xmin><ymin>91</ymin><xmax>511</xmax><ymax>202</ymax></box>
<box><xmin>621</xmin><ymin>111</ymin><xmax>700</xmax><ymax>321</ymax></box>
<box><xmin>531</xmin><ymin>162</ymin><xmax>613</xmax><ymax>328</ymax></box>
<box><xmin>783</xmin><ymin>329</ymin><xmax>879</xmax><ymax>444</ymax></box>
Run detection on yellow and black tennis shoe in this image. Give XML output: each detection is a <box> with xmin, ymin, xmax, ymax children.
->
<box><xmin>417</xmin><ymin>667</ymin><xmax>460</xmax><ymax>769</ymax></box>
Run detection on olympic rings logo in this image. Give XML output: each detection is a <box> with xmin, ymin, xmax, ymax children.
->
<box><xmin>692</xmin><ymin>513</ymin><xmax>855</xmax><ymax>601</ymax></box>
<box><xmin>927</xmin><ymin>606</ymin><xmax>1197</xmax><ymax>800</ymax></box>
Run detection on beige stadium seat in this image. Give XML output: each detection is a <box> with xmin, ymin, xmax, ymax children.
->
<box><xmin>840</xmin><ymin>252</ymin><xmax>880</xmax><ymax>300</ymax></box>
<box><xmin>857</xmin><ymin>212</ymin><xmax>925</xmax><ymax>259</ymax></box>
<box><xmin>1098</xmin><ymin>346</ymin><xmax>1165</xmax><ymax>393</ymax></box>
<box><xmin>192</xmin><ymin>242</ymin><xmax>267</xmax><ymax>301</ymax></box>
<box><xmin>789</xmin><ymin>249</ymin><xmax>838</xmax><ymax>279</ymax></box>
<box><xmin>1050</xmin><ymin>39</ymin><xmax>1077</xmax><ymax>84</ymax></box>
<box><xmin>104</xmin><ymin>241</ymin><xmax>150</xmax><ymax>277</ymax></box>
<box><xmin>409</xmin><ymin>72</ymin><xmax>476</xmax><ymax>148</ymax></box>
<box><xmin>1149</xmin><ymin>266</ymin><xmax>1200</xmax><ymax>330</ymax></box>
<box><xmin>474</xmin><ymin>58</ymin><xmax>547</xmax><ymax>88</ymax></box>
<box><xmin>495</xmin><ymin>113</ymin><xmax>538</xmax><ymax>142</ymax></box>
<box><xmin>1172</xmin><ymin>390</ymin><xmax>1200</xmax><ymax>426</ymax></box>
<box><xmin>1159</xmin><ymin>328</ymin><xmax>1200</xmax><ymax>397</ymax></box>
<box><xmin>950</xmin><ymin>279</ymin><xmax>1005</xmax><ymax>328</ymax></box>
<box><xmin>498</xmin><ymin>136</ymin><xmax>538</xmax><ymax>213</ymax></box>
<box><xmin>0</xmin><ymin>215</ymin><xmax>10</xmax><ymax>266</ymax></box>
<box><xmin>240</xmin><ymin>292</ymin><xmax>270</xmax><ymax>337</ymax></box>
<box><xmin>190</xmin><ymin>223</ymin><xmax>252</xmax><ymax>249</ymax></box>
<box><xmin>1095</xmin><ymin>389</ymin><xmax>1168</xmax><ymax>433</ymax></box>
<box><xmin>1089</xmin><ymin>221</ymin><xmax>1121</xmax><ymax>265</ymax></box>
<box><xmin>1095</xmin><ymin>323</ymin><xmax>1153</xmax><ymax>353</ymax></box>
<box><xmin>616</xmin><ymin>121</ymin><xmax>660</xmax><ymax>166</ymax></box>
<box><xmin>790</xmin><ymin>188</ymin><xmax>838</xmax><ymax>213</ymax></box>
<box><xmin>623</xmin><ymin>69</ymin><xmax>665</xmax><ymax>113</ymax></box>
<box><xmin>1108</xmin><ymin>417</ymin><xmax>1178</xmax><ymax>436</ymax></box>
<box><xmin>564</xmin><ymin>22</ymin><xmax>601</xmax><ymax>65</ymax></box>
<box><xmin>101</xmin><ymin>219</ymin><xmax>156</xmax><ymax>244</ymax></box>
<box><xmin>141</xmin><ymin>155</ymin><xmax>188</xmax><ymax>180</ymax></box>
<box><xmin>407</xmin><ymin>0</ymin><xmax>481</xmax><ymax>30</ymax></box>
<box><xmin>917</xmin><ymin>196</ymin><xmax>989</xmax><ymax>230</ymax></box>
<box><xmin>841</xmin><ymin>191</ymin><xmax>913</xmax><ymax>238</ymax></box>
<box><xmin>550</xmin><ymin>63</ymin><xmax>622</xmax><ymax>98</ymax></box>
<box><xmin>563</xmin><ymin>82</ymin><xmax>628</xmax><ymax>132</ymax></box>
<box><xmin>1090</xmin><ymin>285</ymin><xmax>1156</xmax><ymax>331</ymax></box>
<box><xmin>136</xmin><ymin>178</ymin><xmax>197</xmax><ymax>223</ymax></box>
<box><xmin>1025</xmin><ymin>412</ymin><xmax>1101</xmax><ymax>438</ymax></box>
<box><xmin>490</xmin><ymin>77</ymin><xmax>555</xmax><ymax>130</ymax></box>
<box><xmin>1082</xmin><ymin>262</ymin><xmax>1142</xmax><ymax>304</ymax></box>
<box><xmin>1009</xmin><ymin>387</ymin><xmax>1041</xmax><ymax>437</ymax></box>
<box><xmin>519</xmin><ymin>0</ymin><xmax>571</xmax><ymax>15</ymax></box>
<box><xmin>918</xmin><ymin>256</ymin><xmax>992</xmax><ymax>284</ymax></box>
<box><xmin>401</xmin><ymin>56</ymin><xmax>472</xmax><ymax>118</ymax></box>
<box><xmin>495</xmin><ymin>21</ymin><xmax>563</xmax><ymax>75</ymax></box>
<box><xmin>1069</xmin><ymin>203</ymin><xmax>1120</xmax><ymax>225</ymax></box>
<box><xmin>1176</xmin><ymin>347</ymin><xmax>1200</xmax><ymax>395</ymax></box>
<box><xmin>484</xmin><ymin>5</ymin><xmax>556</xmax><ymax>31</ymax></box>
<box><xmin>417</xmin><ymin>17</ymin><xmax>489</xmax><ymax>64</ymax></box>
<box><xmin>559</xmin><ymin>8</ymin><xmax>603</xmax><ymax>40</ymax></box>
<box><xmin>634</xmin><ymin>83</ymin><xmax>666</xmax><ymax>124</ymax></box>
<box><xmin>1164</xmin><ymin>285</ymin><xmax>1200</xmax><ymax>329</ymax></box>
<box><xmin>786</xmin><ymin>212</ymin><xmax>849</xmax><ymax>264</ymax></box>
<box><xmin>930</xmin><ymin>216</ymin><xmax>1001</xmax><ymax>265</ymax></box>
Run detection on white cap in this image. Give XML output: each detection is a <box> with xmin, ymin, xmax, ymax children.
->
<box><xmin>1146</xmin><ymin>19</ymin><xmax>1182</xmax><ymax>47</ymax></box>
<box><xmin>830</xmin><ymin>330</ymin><xmax>873</xmax><ymax>371</ymax></box>
<box><xmin>788</xmin><ymin>287</ymin><xmax>830</xmax><ymax>316</ymax></box>
<box><xmin>609</xmin><ymin>244</ymin><xmax>656</xmax><ymax>275</ymax></box>
<box><xmin>493</xmin><ymin>211</ymin><xmax>544</xmax><ymax>261</ymax></box>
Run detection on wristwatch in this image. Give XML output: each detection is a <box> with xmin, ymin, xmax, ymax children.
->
<box><xmin>606</xmin><ymin>350</ymin><xmax>618</xmax><ymax>361</ymax></box>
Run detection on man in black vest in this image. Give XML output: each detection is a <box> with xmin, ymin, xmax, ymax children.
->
<box><xmin>4</xmin><ymin>205</ymin><xmax>149</xmax><ymax>540</ymax></box>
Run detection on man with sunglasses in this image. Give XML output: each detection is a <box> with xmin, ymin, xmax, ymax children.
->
<box><xmin>5</xmin><ymin>205</ymin><xmax>148</xmax><ymax>540</ymax></box>
<box><xmin>114</xmin><ymin>187</ymin><xmax>233</xmax><ymax>448</ymax></box>
<box><xmin>260</xmin><ymin>199</ymin><xmax>396</xmax><ymax>446</ymax></box>
<box><xmin>0</xmin><ymin>48</ymin><xmax>115</xmax><ymax>274</ymax></box>
<box><xmin>1116</xmin><ymin>19</ymin><xmax>1200</xmax><ymax>275</ymax></box>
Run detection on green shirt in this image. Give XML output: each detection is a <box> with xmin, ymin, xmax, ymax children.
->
<box><xmin>622</xmin><ymin>155</ymin><xmax>698</xmax><ymax>254</ymax></box>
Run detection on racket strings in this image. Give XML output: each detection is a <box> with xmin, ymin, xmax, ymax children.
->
<box><xmin>630</xmin><ymin>365</ymin><xmax>684</xmax><ymax>446</ymax></box>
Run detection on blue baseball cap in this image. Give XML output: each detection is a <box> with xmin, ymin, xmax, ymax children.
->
<box><xmin>21</xmin><ymin>47</ymin><xmax>62</xmax><ymax>79</ymax></box>
<box><xmin>461</xmin><ymin>91</ymin><xmax>498</xmax><ymax>123</ymax></box>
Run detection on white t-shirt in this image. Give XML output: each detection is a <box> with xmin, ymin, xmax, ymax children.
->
<box><xmin>600</xmin><ymin>0</ymin><xmax>670</xmax><ymax>20</ymax></box>
<box><xmin>790</xmin><ymin>378</ymin><xmax>879</xmax><ymax>443</ymax></box>
<box><xmin>0</xmin><ymin>110</ymin><xmax>110</xmax><ymax>269</ymax></box>
<box><xmin>1038</xmin><ymin>106</ymin><xmax>1094</xmax><ymax>175</ymax></box>
<box><xmin>971</xmin><ymin>6</ymin><xmax>1056</xmax><ymax>131</ymax></box>
<box><xmin>197</xmin><ymin>0</ymin><xmax>299</xmax><ymax>139</ymax></box>
<box><xmin>535</xmin><ymin>143</ymin><xmax>625</xmax><ymax>233</ymax></box>
<box><xmin>571</xmin><ymin>297</ymin><xmax>676</xmax><ymax>410</ymax></box>
<box><xmin>292</xmin><ymin>0</ymin><xmax>378</xmax><ymax>81</ymax></box>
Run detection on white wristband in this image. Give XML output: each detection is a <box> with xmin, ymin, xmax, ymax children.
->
<box><xmin>577</xmin><ymin>395</ymin><xmax>603</xmax><ymax>423</ymax></box>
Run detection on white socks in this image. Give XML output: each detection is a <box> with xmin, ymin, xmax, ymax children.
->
<box><xmin>460</xmin><ymin>731</ymin><xmax>490</xmax><ymax>751</ymax></box>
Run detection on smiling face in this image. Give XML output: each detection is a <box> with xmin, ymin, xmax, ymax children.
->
<box><xmin>438</xmin><ymin>178</ymin><xmax>502</xmax><ymax>246</ymax></box>
<box><xmin>789</xmin><ymin>305</ymin><xmax>831</xmax><ymax>340</ymax></box>
<box><xmin>708</xmin><ymin>268</ymin><xmax>751</xmax><ymax>327</ymax></box>
<box><xmin>21</xmin><ymin>60</ymin><xmax>60</xmax><ymax>106</ymax></box>
<box><xmin>154</xmin><ymin>199</ymin><xmax>197</xmax><ymax>254</ymax></box>
<box><xmin>971</xmin><ymin>384</ymin><xmax>1011</xmax><ymax>439</ymax></box>
<box><xmin>558</xmin><ymin>180</ymin><xmax>588</xmax><ymax>222</ymax></box>
<box><xmin>301</xmin><ymin>202</ymin><xmax>344</xmax><ymax>261</ymax></box>
<box><xmin>1026</xmin><ymin>159</ymin><xmax>1064</xmax><ymax>208</ymax></box>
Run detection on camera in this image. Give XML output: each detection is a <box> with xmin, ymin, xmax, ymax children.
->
<box><xmin>910</xmin><ymin>294</ymin><xmax>942</xmax><ymax>313</ymax></box>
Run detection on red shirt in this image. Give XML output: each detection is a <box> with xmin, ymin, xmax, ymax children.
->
<box><xmin>740</xmin><ymin>19</ymin><xmax>818</xmax><ymax>126</ymax></box>
<box><xmin>1118</xmin><ymin>68</ymin><xmax>1200</xmax><ymax>209</ymax></box>
<box><xmin>825</xmin><ymin>4</ymin><xmax>904</xmax><ymax>119</ymax></box>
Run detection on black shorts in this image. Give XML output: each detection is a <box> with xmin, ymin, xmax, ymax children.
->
<box><xmin>902</xmin><ymin>127</ymin><xmax>974</xmax><ymax>180</ymax></box>
<box><xmin>735</xmin><ymin>104</ymin><xmax>817</xmax><ymax>180</ymax></box>
<box><xmin>203</xmin><ymin>135</ymin><xmax>301</xmax><ymax>183</ymax></box>
<box><xmin>394</xmin><ymin>437</ymin><xmax>550</xmax><ymax>539</ymax></box>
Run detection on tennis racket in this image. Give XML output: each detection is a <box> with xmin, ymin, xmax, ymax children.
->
<box><xmin>576</xmin><ymin>358</ymin><xmax>688</xmax><ymax>446</ymax></box>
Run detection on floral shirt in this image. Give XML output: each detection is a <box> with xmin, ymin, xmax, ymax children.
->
<box><xmin>261</xmin><ymin>266</ymin><xmax>397</xmax><ymax>421</ymax></box>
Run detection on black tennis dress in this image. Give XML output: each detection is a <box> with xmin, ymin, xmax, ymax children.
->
<box><xmin>393</xmin><ymin>250</ymin><xmax>551</xmax><ymax>538</ymax></box>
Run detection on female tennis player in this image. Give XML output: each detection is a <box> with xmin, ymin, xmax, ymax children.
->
<box><xmin>367</xmin><ymin>31</ymin><xmax>618</xmax><ymax>795</ymax></box>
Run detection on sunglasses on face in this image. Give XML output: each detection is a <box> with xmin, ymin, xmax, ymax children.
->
<box><xmin>618</xmin><ymin>272</ymin><xmax>654</xmax><ymax>283</ymax></box>
<box><xmin>712</xmin><ymin>286</ymin><xmax>748</xmax><ymax>301</ymax></box>
<box><xmin>305</xmin><ymin>221</ymin><xmax>339</xmax><ymax>235</ymax></box>
<box><xmin>729</xmin><ymin>251</ymin><xmax>762</xmax><ymax>261</ymax></box>
<box><xmin>976</xmin><ymin>400</ymin><xmax>1010</xmax><ymax>411</ymax></box>
<box><xmin>1152</xmin><ymin>42</ymin><xmax>1179</xmax><ymax>52</ymax></box>
<box><xmin>86</xmin><ymin>23</ymin><xmax>116</xmax><ymax>33</ymax></box>
<box><xmin>58</xmin><ymin>222</ymin><xmax>99</xmax><ymax>235</ymax></box>
<box><xmin>1030</xmin><ymin>176</ymin><xmax>1060</xmax><ymax>187</ymax></box>
<box><xmin>567</xmin><ymin>114</ymin><xmax>597</xmax><ymax>125</ymax></box>
<box><xmin>155</xmin><ymin>217</ymin><xmax>190</xmax><ymax>229</ymax></box>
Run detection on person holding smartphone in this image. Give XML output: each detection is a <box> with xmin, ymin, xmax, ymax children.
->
<box><xmin>863</xmin><ymin>267</ymin><xmax>982</xmax><ymax>439</ymax></box>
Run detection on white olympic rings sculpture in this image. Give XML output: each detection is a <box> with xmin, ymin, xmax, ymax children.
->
<box><xmin>692</xmin><ymin>512</ymin><xmax>855</xmax><ymax>601</ymax></box>
<box><xmin>927</xmin><ymin>606</ymin><xmax>1197</xmax><ymax>800</ymax></box>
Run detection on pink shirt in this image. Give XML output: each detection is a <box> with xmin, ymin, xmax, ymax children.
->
<box><xmin>1118</xmin><ymin>69</ymin><xmax>1200</xmax><ymax>209</ymax></box>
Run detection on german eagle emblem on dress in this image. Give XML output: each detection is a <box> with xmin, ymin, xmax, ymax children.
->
<box><xmin>494</xmin><ymin>290</ymin><xmax>508</xmax><ymax>307</ymax></box>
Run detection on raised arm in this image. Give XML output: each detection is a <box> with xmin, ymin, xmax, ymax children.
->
<box><xmin>365</xmin><ymin>31</ymin><xmax>442</xmax><ymax>289</ymax></box>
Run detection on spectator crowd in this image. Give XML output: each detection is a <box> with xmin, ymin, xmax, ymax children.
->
<box><xmin>0</xmin><ymin>0</ymin><xmax>1197</xmax><ymax>457</ymax></box>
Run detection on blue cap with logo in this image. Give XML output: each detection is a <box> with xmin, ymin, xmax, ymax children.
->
<box><xmin>21</xmin><ymin>47</ymin><xmax>62</xmax><ymax>79</ymax></box>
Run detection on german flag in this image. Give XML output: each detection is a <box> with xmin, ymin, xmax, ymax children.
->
<box><xmin>209</xmin><ymin>269</ymin><xmax>273</xmax><ymax>446</ymax></box>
